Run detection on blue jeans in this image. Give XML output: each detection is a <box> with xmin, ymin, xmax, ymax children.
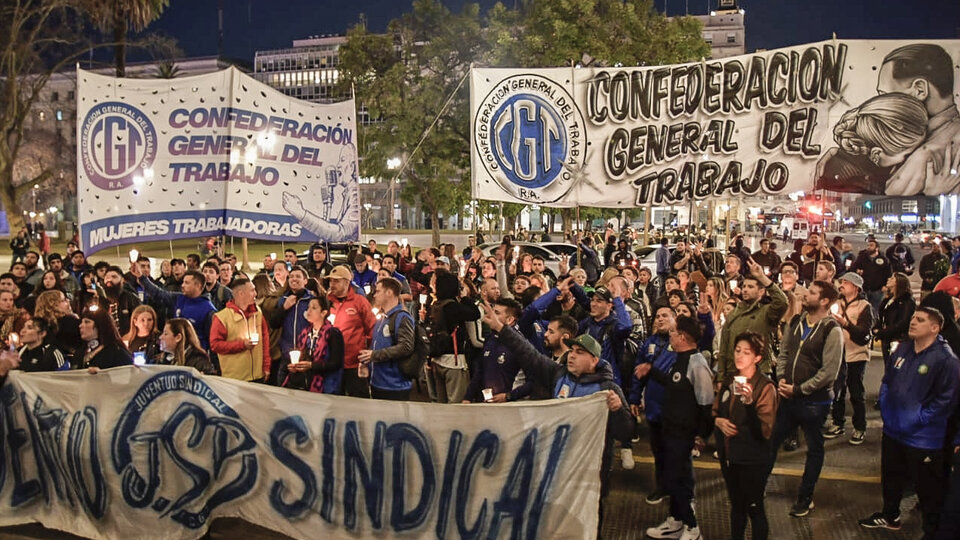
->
<box><xmin>768</xmin><ymin>398</ymin><xmax>831</xmax><ymax>500</ymax></box>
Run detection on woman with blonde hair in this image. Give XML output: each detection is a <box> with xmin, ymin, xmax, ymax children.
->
<box><xmin>704</xmin><ymin>277</ymin><xmax>729</xmax><ymax>325</ymax></box>
<box><xmin>156</xmin><ymin>318</ymin><xmax>216</xmax><ymax>374</ymax></box>
<box><xmin>35</xmin><ymin>290</ymin><xmax>81</xmax><ymax>367</ymax></box>
<box><xmin>122</xmin><ymin>305</ymin><xmax>161</xmax><ymax>360</ymax></box>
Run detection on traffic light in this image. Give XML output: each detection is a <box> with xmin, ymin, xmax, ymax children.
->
<box><xmin>864</xmin><ymin>200</ymin><xmax>873</xmax><ymax>210</ymax></box>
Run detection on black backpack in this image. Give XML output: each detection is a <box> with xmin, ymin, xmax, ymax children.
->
<box><xmin>385</xmin><ymin>309</ymin><xmax>428</xmax><ymax>379</ymax></box>
<box><xmin>424</xmin><ymin>299</ymin><xmax>458</xmax><ymax>357</ymax></box>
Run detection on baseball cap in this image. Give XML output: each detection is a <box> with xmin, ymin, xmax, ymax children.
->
<box><xmin>563</xmin><ymin>334</ymin><xmax>602</xmax><ymax>358</ymax></box>
<box><xmin>592</xmin><ymin>286</ymin><xmax>613</xmax><ymax>302</ymax></box>
<box><xmin>328</xmin><ymin>265</ymin><xmax>353</xmax><ymax>281</ymax></box>
<box><xmin>437</xmin><ymin>256</ymin><xmax>451</xmax><ymax>265</ymax></box>
<box><xmin>838</xmin><ymin>272</ymin><xmax>864</xmax><ymax>289</ymax></box>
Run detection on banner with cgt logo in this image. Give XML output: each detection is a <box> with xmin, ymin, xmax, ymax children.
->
<box><xmin>0</xmin><ymin>366</ymin><xmax>607</xmax><ymax>539</ymax></box>
<box><xmin>471</xmin><ymin>39</ymin><xmax>960</xmax><ymax>208</ymax></box>
<box><xmin>77</xmin><ymin>67</ymin><xmax>361</xmax><ymax>253</ymax></box>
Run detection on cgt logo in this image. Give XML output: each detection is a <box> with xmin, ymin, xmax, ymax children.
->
<box><xmin>80</xmin><ymin>102</ymin><xmax>157</xmax><ymax>190</ymax></box>
<box><xmin>474</xmin><ymin>74</ymin><xmax>585</xmax><ymax>203</ymax></box>
<box><xmin>111</xmin><ymin>371</ymin><xmax>257</xmax><ymax>529</ymax></box>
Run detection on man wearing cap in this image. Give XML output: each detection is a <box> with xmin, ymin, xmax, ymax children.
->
<box><xmin>353</xmin><ymin>253</ymin><xmax>377</xmax><ymax>292</ymax></box>
<box><xmin>481</xmin><ymin>304</ymin><xmax>634</xmax><ymax>534</ymax></box>
<box><xmin>579</xmin><ymin>281</ymin><xmax>632</xmax><ymax>387</ymax></box>
<box><xmin>717</xmin><ymin>258</ymin><xmax>788</xmax><ymax>384</ymax></box>
<box><xmin>825</xmin><ymin>272</ymin><xmax>875</xmax><ymax>445</ymax></box>
<box><xmin>634</xmin><ymin>315</ymin><xmax>715</xmax><ymax>540</ymax></box>
<box><xmin>327</xmin><ymin>264</ymin><xmax>376</xmax><ymax>397</ymax></box>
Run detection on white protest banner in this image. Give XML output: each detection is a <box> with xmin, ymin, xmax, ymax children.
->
<box><xmin>0</xmin><ymin>366</ymin><xmax>607</xmax><ymax>539</ymax></box>
<box><xmin>471</xmin><ymin>40</ymin><xmax>960</xmax><ymax>207</ymax></box>
<box><xmin>77</xmin><ymin>67</ymin><xmax>360</xmax><ymax>253</ymax></box>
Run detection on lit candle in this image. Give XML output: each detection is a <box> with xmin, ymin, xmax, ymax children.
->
<box><xmin>8</xmin><ymin>332</ymin><xmax>18</xmax><ymax>350</ymax></box>
<box><xmin>831</xmin><ymin>303</ymin><xmax>840</xmax><ymax>315</ymax></box>
<box><xmin>129</xmin><ymin>249</ymin><xmax>139</xmax><ymax>263</ymax></box>
<box><xmin>249</xmin><ymin>332</ymin><xmax>260</xmax><ymax>346</ymax></box>
<box><xmin>364</xmin><ymin>284</ymin><xmax>371</xmax><ymax>295</ymax></box>
<box><xmin>419</xmin><ymin>294</ymin><xmax>428</xmax><ymax>305</ymax></box>
<box><xmin>289</xmin><ymin>350</ymin><xmax>301</xmax><ymax>364</ymax></box>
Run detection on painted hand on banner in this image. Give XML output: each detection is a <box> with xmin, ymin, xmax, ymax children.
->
<box><xmin>924</xmin><ymin>143</ymin><xmax>960</xmax><ymax>195</ymax></box>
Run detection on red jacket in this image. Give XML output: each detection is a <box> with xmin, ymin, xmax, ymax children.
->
<box><xmin>328</xmin><ymin>289</ymin><xmax>375</xmax><ymax>369</ymax></box>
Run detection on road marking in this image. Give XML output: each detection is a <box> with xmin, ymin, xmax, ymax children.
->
<box><xmin>629</xmin><ymin>455</ymin><xmax>881</xmax><ymax>484</ymax></box>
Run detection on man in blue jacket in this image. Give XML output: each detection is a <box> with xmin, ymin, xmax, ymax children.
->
<box><xmin>629</xmin><ymin>305</ymin><xmax>678</xmax><ymax>506</ymax></box>
<box><xmin>482</xmin><ymin>302</ymin><xmax>634</xmax><ymax>536</ymax></box>
<box><xmin>859</xmin><ymin>306</ymin><xmax>960</xmax><ymax>536</ymax></box>
<box><xmin>579</xmin><ymin>284</ymin><xmax>632</xmax><ymax>386</ymax></box>
<box><xmin>359</xmin><ymin>277</ymin><xmax>415</xmax><ymax>401</ymax></box>
<box><xmin>138</xmin><ymin>268</ymin><xmax>216</xmax><ymax>351</ymax></box>
<box><xmin>463</xmin><ymin>298</ymin><xmax>532</xmax><ymax>403</ymax></box>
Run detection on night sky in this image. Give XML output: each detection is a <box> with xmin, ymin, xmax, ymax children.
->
<box><xmin>150</xmin><ymin>0</ymin><xmax>960</xmax><ymax>63</ymax></box>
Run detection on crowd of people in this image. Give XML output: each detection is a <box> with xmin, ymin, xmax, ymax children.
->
<box><xmin>2</xmin><ymin>229</ymin><xmax>960</xmax><ymax>540</ymax></box>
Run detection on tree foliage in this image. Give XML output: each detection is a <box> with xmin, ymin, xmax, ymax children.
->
<box><xmin>82</xmin><ymin>0</ymin><xmax>169</xmax><ymax>76</ymax></box>
<box><xmin>339</xmin><ymin>0</ymin><xmax>710</xmax><ymax>242</ymax></box>
<box><xmin>0</xmin><ymin>0</ymin><xmax>92</xmax><ymax>233</ymax></box>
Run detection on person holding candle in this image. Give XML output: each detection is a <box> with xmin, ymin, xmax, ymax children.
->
<box><xmin>156</xmin><ymin>318</ymin><xmax>215</xmax><ymax>374</ymax></box>
<box><xmin>280</xmin><ymin>296</ymin><xmax>343</xmax><ymax>393</ymax></box>
<box><xmin>210</xmin><ymin>278</ymin><xmax>270</xmax><ymax>383</ymax></box>
<box><xmin>825</xmin><ymin>272</ymin><xmax>875</xmax><ymax>445</ymax></box>
<box><xmin>713</xmin><ymin>331</ymin><xmax>778</xmax><ymax>540</ymax></box>
<box><xmin>326</xmin><ymin>265</ymin><xmax>376</xmax><ymax>398</ymax></box>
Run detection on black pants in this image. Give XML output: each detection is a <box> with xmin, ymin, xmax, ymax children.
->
<box><xmin>662</xmin><ymin>435</ymin><xmax>696</xmax><ymax>527</ymax></box>
<box><xmin>341</xmin><ymin>368</ymin><xmax>370</xmax><ymax>398</ymax></box>
<box><xmin>648</xmin><ymin>421</ymin><xmax>665</xmax><ymax>492</ymax></box>
<box><xmin>881</xmin><ymin>435</ymin><xmax>946</xmax><ymax>538</ymax></box>
<box><xmin>935</xmin><ymin>449</ymin><xmax>960</xmax><ymax>540</ymax></box>
<box><xmin>832</xmin><ymin>361</ymin><xmax>867</xmax><ymax>431</ymax></box>
<box><xmin>721</xmin><ymin>461</ymin><xmax>769</xmax><ymax>540</ymax></box>
<box><xmin>370</xmin><ymin>386</ymin><xmax>411</xmax><ymax>401</ymax></box>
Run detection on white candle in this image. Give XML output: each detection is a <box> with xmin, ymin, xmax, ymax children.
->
<box><xmin>419</xmin><ymin>294</ymin><xmax>428</xmax><ymax>305</ymax></box>
<box><xmin>129</xmin><ymin>249</ymin><xmax>139</xmax><ymax>263</ymax></box>
<box><xmin>249</xmin><ymin>332</ymin><xmax>259</xmax><ymax>345</ymax></box>
<box><xmin>289</xmin><ymin>350</ymin><xmax>301</xmax><ymax>364</ymax></box>
<box><xmin>831</xmin><ymin>303</ymin><xmax>840</xmax><ymax>315</ymax></box>
<box><xmin>364</xmin><ymin>284</ymin><xmax>371</xmax><ymax>294</ymax></box>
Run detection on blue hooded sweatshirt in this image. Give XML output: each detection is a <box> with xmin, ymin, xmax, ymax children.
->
<box><xmin>578</xmin><ymin>297</ymin><xmax>632</xmax><ymax>385</ymax></box>
<box><xmin>628</xmin><ymin>333</ymin><xmax>676</xmax><ymax>423</ymax></box>
<box><xmin>880</xmin><ymin>336</ymin><xmax>960</xmax><ymax>450</ymax></box>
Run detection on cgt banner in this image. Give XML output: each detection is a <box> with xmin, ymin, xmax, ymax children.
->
<box><xmin>77</xmin><ymin>67</ymin><xmax>360</xmax><ymax>253</ymax></box>
<box><xmin>471</xmin><ymin>39</ymin><xmax>960</xmax><ymax>208</ymax></box>
<box><xmin>0</xmin><ymin>366</ymin><xmax>606</xmax><ymax>540</ymax></box>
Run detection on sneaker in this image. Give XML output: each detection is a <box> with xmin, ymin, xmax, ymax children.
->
<box><xmin>858</xmin><ymin>512</ymin><xmax>901</xmax><ymax>530</ymax></box>
<box><xmin>783</xmin><ymin>438</ymin><xmax>800</xmax><ymax>452</ymax></box>
<box><xmin>645</xmin><ymin>516</ymin><xmax>684</xmax><ymax>539</ymax></box>
<box><xmin>678</xmin><ymin>525</ymin><xmax>701</xmax><ymax>540</ymax></box>
<box><xmin>620</xmin><ymin>447</ymin><xmax>636</xmax><ymax>470</ymax></box>
<box><xmin>789</xmin><ymin>496</ymin><xmax>814</xmax><ymax>517</ymax></box>
<box><xmin>849</xmin><ymin>430</ymin><xmax>866</xmax><ymax>445</ymax></box>
<box><xmin>823</xmin><ymin>424</ymin><xmax>845</xmax><ymax>439</ymax></box>
<box><xmin>645</xmin><ymin>489</ymin><xmax>668</xmax><ymax>505</ymax></box>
